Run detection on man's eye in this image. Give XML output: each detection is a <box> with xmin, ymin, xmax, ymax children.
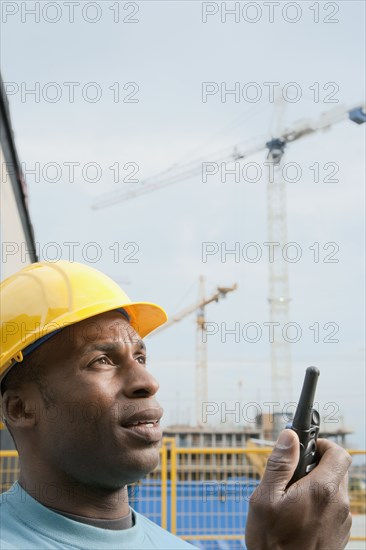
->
<box><xmin>91</xmin><ymin>356</ymin><xmax>112</xmax><ymax>366</ymax></box>
<box><xmin>136</xmin><ymin>355</ymin><xmax>147</xmax><ymax>365</ymax></box>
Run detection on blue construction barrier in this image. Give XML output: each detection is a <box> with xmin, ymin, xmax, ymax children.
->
<box><xmin>130</xmin><ymin>477</ymin><xmax>259</xmax><ymax>550</ymax></box>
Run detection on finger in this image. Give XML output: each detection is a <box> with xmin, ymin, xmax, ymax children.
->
<box><xmin>260</xmin><ymin>429</ymin><xmax>300</xmax><ymax>495</ymax></box>
<box><xmin>312</xmin><ymin>439</ymin><xmax>351</xmax><ymax>488</ymax></box>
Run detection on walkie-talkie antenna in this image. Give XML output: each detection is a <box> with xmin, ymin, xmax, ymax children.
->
<box><xmin>293</xmin><ymin>367</ymin><xmax>320</xmax><ymax>431</ymax></box>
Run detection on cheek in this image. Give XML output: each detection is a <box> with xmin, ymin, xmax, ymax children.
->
<box><xmin>38</xmin><ymin>391</ymin><xmax>117</xmax><ymax>441</ymax></box>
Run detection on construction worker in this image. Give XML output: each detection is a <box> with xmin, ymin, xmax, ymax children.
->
<box><xmin>0</xmin><ymin>261</ymin><xmax>352</xmax><ymax>549</ymax></box>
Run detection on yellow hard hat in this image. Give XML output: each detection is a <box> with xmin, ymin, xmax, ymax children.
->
<box><xmin>0</xmin><ymin>260</ymin><xmax>168</xmax><ymax>382</ymax></box>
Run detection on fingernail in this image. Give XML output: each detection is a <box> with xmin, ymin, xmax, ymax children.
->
<box><xmin>275</xmin><ymin>430</ymin><xmax>294</xmax><ymax>450</ymax></box>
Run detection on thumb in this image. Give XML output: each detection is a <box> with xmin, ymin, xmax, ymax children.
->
<box><xmin>261</xmin><ymin>429</ymin><xmax>300</xmax><ymax>494</ymax></box>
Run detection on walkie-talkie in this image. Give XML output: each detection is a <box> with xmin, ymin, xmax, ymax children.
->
<box><xmin>286</xmin><ymin>366</ymin><xmax>321</xmax><ymax>487</ymax></box>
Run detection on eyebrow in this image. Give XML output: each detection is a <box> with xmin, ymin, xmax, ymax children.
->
<box><xmin>80</xmin><ymin>339</ymin><xmax>146</xmax><ymax>357</ymax></box>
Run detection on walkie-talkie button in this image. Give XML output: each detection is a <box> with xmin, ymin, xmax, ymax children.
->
<box><xmin>306</xmin><ymin>440</ymin><xmax>316</xmax><ymax>453</ymax></box>
<box><xmin>312</xmin><ymin>410</ymin><xmax>320</xmax><ymax>425</ymax></box>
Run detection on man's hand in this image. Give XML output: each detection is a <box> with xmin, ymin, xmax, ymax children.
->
<box><xmin>245</xmin><ymin>429</ymin><xmax>352</xmax><ymax>550</ymax></box>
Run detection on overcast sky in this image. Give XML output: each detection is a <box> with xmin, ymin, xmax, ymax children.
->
<box><xmin>2</xmin><ymin>1</ymin><xmax>365</xmax><ymax>447</ymax></box>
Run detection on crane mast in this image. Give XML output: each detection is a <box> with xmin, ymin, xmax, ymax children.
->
<box><xmin>266</xmin><ymin>139</ymin><xmax>292</xmax><ymax>437</ymax></box>
<box><xmin>265</xmin><ymin>97</ymin><xmax>292</xmax><ymax>438</ymax></box>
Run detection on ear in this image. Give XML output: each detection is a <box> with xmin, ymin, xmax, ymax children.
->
<box><xmin>2</xmin><ymin>386</ymin><xmax>40</xmax><ymax>430</ymax></box>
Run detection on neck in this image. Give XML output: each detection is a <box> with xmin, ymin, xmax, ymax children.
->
<box><xmin>18</xmin><ymin>469</ymin><xmax>130</xmax><ymax>520</ymax></box>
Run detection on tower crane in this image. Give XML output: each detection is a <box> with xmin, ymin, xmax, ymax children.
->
<box><xmin>92</xmin><ymin>102</ymin><xmax>365</xmax><ymax>433</ymax></box>
<box><xmin>149</xmin><ymin>277</ymin><xmax>238</xmax><ymax>426</ymax></box>
<box><xmin>91</xmin><ymin>104</ymin><xmax>365</xmax><ymax>209</ymax></box>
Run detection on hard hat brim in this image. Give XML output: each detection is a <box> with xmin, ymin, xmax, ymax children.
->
<box><xmin>114</xmin><ymin>301</ymin><xmax>168</xmax><ymax>339</ymax></box>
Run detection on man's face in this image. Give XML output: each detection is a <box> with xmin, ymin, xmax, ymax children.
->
<box><xmin>30</xmin><ymin>311</ymin><xmax>163</xmax><ymax>489</ymax></box>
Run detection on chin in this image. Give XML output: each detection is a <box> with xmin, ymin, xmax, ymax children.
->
<box><xmin>104</xmin><ymin>445</ymin><xmax>161</xmax><ymax>487</ymax></box>
<box><xmin>126</xmin><ymin>446</ymin><xmax>160</xmax><ymax>482</ymax></box>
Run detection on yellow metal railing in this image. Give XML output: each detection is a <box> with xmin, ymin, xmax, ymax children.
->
<box><xmin>1</xmin><ymin>442</ymin><xmax>365</xmax><ymax>547</ymax></box>
<box><xmin>0</xmin><ymin>450</ymin><xmax>19</xmax><ymax>492</ymax></box>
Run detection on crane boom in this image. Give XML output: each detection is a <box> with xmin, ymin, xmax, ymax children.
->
<box><xmin>91</xmin><ymin>143</ymin><xmax>263</xmax><ymax>209</ymax></box>
<box><xmin>91</xmin><ymin>103</ymin><xmax>365</xmax><ymax>210</ymax></box>
<box><xmin>148</xmin><ymin>283</ymin><xmax>238</xmax><ymax>336</ymax></box>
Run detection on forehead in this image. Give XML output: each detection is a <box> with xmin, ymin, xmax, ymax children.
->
<box><xmin>51</xmin><ymin>311</ymin><xmax>143</xmax><ymax>358</ymax></box>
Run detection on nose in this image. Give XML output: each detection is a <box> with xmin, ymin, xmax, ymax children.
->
<box><xmin>122</xmin><ymin>363</ymin><xmax>160</xmax><ymax>398</ymax></box>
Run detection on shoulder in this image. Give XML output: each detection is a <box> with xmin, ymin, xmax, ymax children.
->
<box><xmin>0</xmin><ymin>487</ymin><xmax>29</xmax><ymax>549</ymax></box>
<box><xmin>133</xmin><ymin>510</ymin><xmax>197</xmax><ymax>549</ymax></box>
<box><xmin>0</xmin><ymin>542</ymin><xmax>18</xmax><ymax>550</ymax></box>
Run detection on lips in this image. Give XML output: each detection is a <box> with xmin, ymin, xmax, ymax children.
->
<box><xmin>127</xmin><ymin>421</ymin><xmax>157</xmax><ymax>428</ymax></box>
<box><xmin>122</xmin><ymin>406</ymin><xmax>163</xmax><ymax>427</ymax></box>
<box><xmin>120</xmin><ymin>406</ymin><xmax>163</xmax><ymax>443</ymax></box>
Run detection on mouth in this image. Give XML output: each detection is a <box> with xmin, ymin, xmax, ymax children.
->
<box><xmin>125</xmin><ymin>419</ymin><xmax>159</xmax><ymax>428</ymax></box>
<box><xmin>122</xmin><ymin>420</ymin><xmax>162</xmax><ymax>442</ymax></box>
<box><xmin>121</xmin><ymin>407</ymin><xmax>163</xmax><ymax>443</ymax></box>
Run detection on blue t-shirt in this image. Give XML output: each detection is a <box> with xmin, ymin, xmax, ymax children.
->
<box><xmin>0</xmin><ymin>482</ymin><xmax>197</xmax><ymax>549</ymax></box>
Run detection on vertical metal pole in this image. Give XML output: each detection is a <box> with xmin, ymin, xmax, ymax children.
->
<box><xmin>196</xmin><ymin>275</ymin><xmax>208</xmax><ymax>427</ymax></box>
<box><xmin>170</xmin><ymin>438</ymin><xmax>177</xmax><ymax>535</ymax></box>
<box><xmin>161</xmin><ymin>439</ymin><xmax>168</xmax><ymax>529</ymax></box>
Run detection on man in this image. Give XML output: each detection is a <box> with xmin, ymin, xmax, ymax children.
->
<box><xmin>0</xmin><ymin>261</ymin><xmax>352</xmax><ymax>549</ymax></box>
